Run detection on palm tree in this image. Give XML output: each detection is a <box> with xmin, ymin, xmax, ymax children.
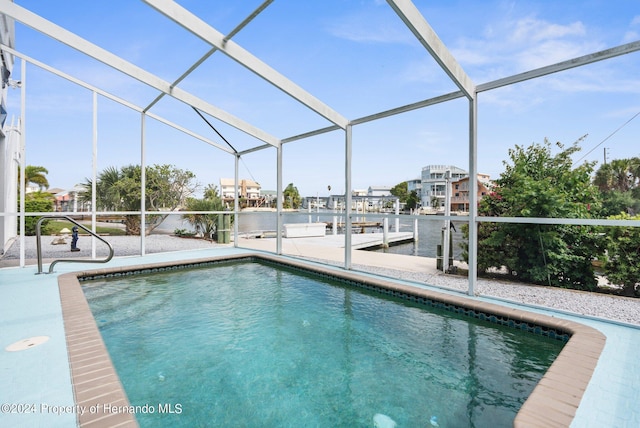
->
<box><xmin>181</xmin><ymin>197</ymin><xmax>226</xmax><ymax>239</ymax></box>
<box><xmin>80</xmin><ymin>164</ymin><xmax>197</xmax><ymax>235</ymax></box>
<box><xmin>594</xmin><ymin>158</ymin><xmax>635</xmax><ymax>192</ymax></box>
<box><xmin>203</xmin><ymin>184</ymin><xmax>219</xmax><ymax>200</ymax></box>
<box><xmin>283</xmin><ymin>183</ymin><xmax>301</xmax><ymax>209</ymax></box>
<box><xmin>20</xmin><ymin>165</ymin><xmax>50</xmax><ymax>191</ymax></box>
<box><xmin>630</xmin><ymin>157</ymin><xmax>640</xmax><ymax>188</ymax></box>
<box><xmin>80</xmin><ymin>166</ymin><xmax>124</xmax><ymax>210</ymax></box>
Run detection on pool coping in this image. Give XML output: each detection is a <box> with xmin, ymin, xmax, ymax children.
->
<box><xmin>58</xmin><ymin>252</ymin><xmax>606</xmax><ymax>428</ymax></box>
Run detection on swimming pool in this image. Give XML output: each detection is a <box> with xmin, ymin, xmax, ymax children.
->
<box><xmin>80</xmin><ymin>257</ymin><xmax>566</xmax><ymax>427</ymax></box>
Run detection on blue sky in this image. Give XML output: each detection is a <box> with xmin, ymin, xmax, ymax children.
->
<box><xmin>5</xmin><ymin>0</ymin><xmax>640</xmax><ymax>197</ymax></box>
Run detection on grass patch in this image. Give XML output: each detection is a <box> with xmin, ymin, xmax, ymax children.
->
<box><xmin>48</xmin><ymin>220</ymin><xmax>127</xmax><ymax>236</ymax></box>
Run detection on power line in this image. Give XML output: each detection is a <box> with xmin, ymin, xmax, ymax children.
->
<box><xmin>576</xmin><ymin>110</ymin><xmax>640</xmax><ymax>163</ymax></box>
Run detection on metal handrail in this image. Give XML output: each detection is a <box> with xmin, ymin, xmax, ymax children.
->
<box><xmin>36</xmin><ymin>216</ymin><xmax>114</xmax><ymax>274</ymax></box>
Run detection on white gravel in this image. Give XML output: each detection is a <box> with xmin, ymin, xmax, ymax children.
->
<box><xmin>301</xmin><ymin>257</ymin><xmax>640</xmax><ymax>326</ymax></box>
<box><xmin>3</xmin><ymin>235</ymin><xmax>639</xmax><ymax>326</ymax></box>
<box><xmin>1</xmin><ymin>235</ymin><xmax>220</xmax><ymax>261</ymax></box>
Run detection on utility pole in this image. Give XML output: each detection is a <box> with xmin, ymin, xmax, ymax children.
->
<box><xmin>604</xmin><ymin>147</ymin><xmax>609</xmax><ymax>165</ymax></box>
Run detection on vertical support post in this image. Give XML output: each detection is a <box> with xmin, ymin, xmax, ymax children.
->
<box><xmin>234</xmin><ymin>154</ymin><xmax>240</xmax><ymax>213</ymax></box>
<box><xmin>140</xmin><ymin>112</ymin><xmax>146</xmax><ymax>255</ymax></box>
<box><xmin>443</xmin><ymin>169</ymin><xmax>451</xmax><ymax>272</ymax></box>
<box><xmin>234</xmin><ymin>153</ymin><xmax>241</xmax><ymax>248</ymax></box>
<box><xmin>383</xmin><ymin>217</ymin><xmax>389</xmax><ymax>247</ymax></box>
<box><xmin>91</xmin><ymin>91</ymin><xmax>98</xmax><ymax>259</ymax></box>
<box><xmin>344</xmin><ymin>124</ymin><xmax>353</xmax><ymax>269</ymax></box>
<box><xmin>413</xmin><ymin>217</ymin><xmax>419</xmax><ymax>242</ymax></box>
<box><xmin>18</xmin><ymin>59</ymin><xmax>25</xmax><ymax>268</ymax></box>
<box><xmin>332</xmin><ymin>216</ymin><xmax>337</xmax><ymax>235</ymax></box>
<box><xmin>395</xmin><ymin>198</ymin><xmax>400</xmax><ymax>231</ymax></box>
<box><xmin>467</xmin><ymin>96</ymin><xmax>478</xmax><ymax>296</ymax></box>
<box><xmin>276</xmin><ymin>144</ymin><xmax>282</xmax><ymax>254</ymax></box>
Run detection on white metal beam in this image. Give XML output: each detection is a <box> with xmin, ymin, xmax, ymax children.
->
<box><xmin>144</xmin><ymin>0</ymin><xmax>275</xmax><ymax>112</ymax></box>
<box><xmin>478</xmin><ymin>40</ymin><xmax>640</xmax><ymax>92</ymax></box>
<box><xmin>277</xmin><ymin>145</ymin><xmax>283</xmax><ymax>255</ymax></box>
<box><xmin>344</xmin><ymin>124</ymin><xmax>353</xmax><ymax>269</ymax></box>
<box><xmin>467</xmin><ymin>96</ymin><xmax>478</xmax><ymax>296</ymax></box>
<box><xmin>0</xmin><ymin>0</ymin><xmax>279</xmax><ymax>148</ymax></box>
<box><xmin>1</xmin><ymin>45</ymin><xmax>236</xmax><ymax>155</ymax></box>
<box><xmin>386</xmin><ymin>0</ymin><xmax>475</xmax><ymax>99</ymax></box>
<box><xmin>143</xmin><ymin>0</ymin><xmax>349</xmax><ymax>130</ymax></box>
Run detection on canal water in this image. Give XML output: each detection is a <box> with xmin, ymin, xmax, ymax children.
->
<box><xmin>157</xmin><ymin>211</ymin><xmax>466</xmax><ymax>260</ymax></box>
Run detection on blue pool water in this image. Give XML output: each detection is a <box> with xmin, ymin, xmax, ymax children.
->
<box><xmin>83</xmin><ymin>261</ymin><xmax>563</xmax><ymax>427</ymax></box>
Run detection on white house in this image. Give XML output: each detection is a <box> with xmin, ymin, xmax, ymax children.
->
<box><xmin>220</xmin><ymin>178</ymin><xmax>262</xmax><ymax>208</ymax></box>
<box><xmin>407</xmin><ymin>178</ymin><xmax>422</xmax><ymax>194</ymax></box>
<box><xmin>0</xmin><ymin>15</ymin><xmax>17</xmax><ymax>254</ymax></box>
<box><xmin>420</xmin><ymin>165</ymin><xmax>468</xmax><ymax>209</ymax></box>
<box><xmin>367</xmin><ymin>185</ymin><xmax>391</xmax><ymax>197</ymax></box>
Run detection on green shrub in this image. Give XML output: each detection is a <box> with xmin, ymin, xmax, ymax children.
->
<box><xmin>604</xmin><ymin>213</ymin><xmax>640</xmax><ymax>297</ymax></box>
<box><xmin>461</xmin><ymin>139</ymin><xmax>604</xmax><ymax>290</ymax></box>
<box><xmin>21</xmin><ymin>193</ymin><xmax>54</xmax><ymax>235</ymax></box>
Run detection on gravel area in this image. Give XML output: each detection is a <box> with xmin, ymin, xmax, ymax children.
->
<box><xmin>303</xmin><ymin>258</ymin><xmax>640</xmax><ymax>326</ymax></box>
<box><xmin>0</xmin><ymin>235</ymin><xmax>222</xmax><ymax>262</ymax></box>
<box><xmin>3</xmin><ymin>235</ymin><xmax>639</xmax><ymax>326</ymax></box>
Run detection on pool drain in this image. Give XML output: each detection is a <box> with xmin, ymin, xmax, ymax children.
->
<box><xmin>5</xmin><ymin>336</ymin><xmax>50</xmax><ymax>352</ymax></box>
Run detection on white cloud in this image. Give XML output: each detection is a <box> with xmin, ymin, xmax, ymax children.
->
<box><xmin>622</xmin><ymin>16</ymin><xmax>640</xmax><ymax>43</ymax></box>
<box><xmin>511</xmin><ymin>17</ymin><xmax>585</xmax><ymax>43</ymax></box>
<box><xmin>623</xmin><ymin>30</ymin><xmax>639</xmax><ymax>43</ymax></box>
<box><xmin>515</xmin><ymin>39</ymin><xmax>601</xmax><ymax>70</ymax></box>
<box><xmin>449</xmin><ymin>13</ymin><xmax>607</xmax><ymax>81</ymax></box>
<box><xmin>325</xmin><ymin>9</ymin><xmax>413</xmax><ymax>44</ymax></box>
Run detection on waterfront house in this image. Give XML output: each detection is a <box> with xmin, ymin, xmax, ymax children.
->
<box><xmin>451</xmin><ymin>175</ymin><xmax>492</xmax><ymax>212</ymax></box>
<box><xmin>420</xmin><ymin>165</ymin><xmax>468</xmax><ymax>209</ymax></box>
<box><xmin>220</xmin><ymin>178</ymin><xmax>262</xmax><ymax>208</ymax></box>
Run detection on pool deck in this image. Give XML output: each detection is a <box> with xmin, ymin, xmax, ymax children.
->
<box><xmin>1</xmin><ymin>243</ymin><xmax>639</xmax><ymax>427</ymax></box>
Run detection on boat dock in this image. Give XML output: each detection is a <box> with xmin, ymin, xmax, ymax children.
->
<box><xmin>238</xmin><ymin>231</ymin><xmax>426</xmax><ymax>270</ymax></box>
<box><xmin>240</xmin><ymin>231</ymin><xmax>413</xmax><ymax>249</ymax></box>
<box><xmin>325</xmin><ymin>221</ymin><xmax>382</xmax><ymax>232</ymax></box>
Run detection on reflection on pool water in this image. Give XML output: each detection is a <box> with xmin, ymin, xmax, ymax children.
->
<box><xmin>83</xmin><ymin>261</ymin><xmax>563</xmax><ymax>427</ymax></box>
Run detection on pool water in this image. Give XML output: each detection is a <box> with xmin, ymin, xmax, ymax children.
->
<box><xmin>83</xmin><ymin>261</ymin><xmax>563</xmax><ymax>427</ymax></box>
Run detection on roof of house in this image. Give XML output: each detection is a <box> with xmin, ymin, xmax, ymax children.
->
<box><xmin>220</xmin><ymin>178</ymin><xmax>261</xmax><ymax>187</ymax></box>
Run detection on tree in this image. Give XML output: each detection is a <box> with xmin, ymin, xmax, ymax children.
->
<box><xmin>20</xmin><ymin>191</ymin><xmax>54</xmax><ymax>235</ymax></box>
<box><xmin>463</xmin><ymin>138</ymin><xmax>604</xmax><ymax>290</ymax></box>
<box><xmin>19</xmin><ymin>165</ymin><xmax>50</xmax><ymax>191</ymax></box>
<box><xmin>599</xmin><ymin>190</ymin><xmax>640</xmax><ymax>217</ymax></box>
<box><xmin>203</xmin><ymin>184</ymin><xmax>220</xmax><ymax>201</ymax></box>
<box><xmin>283</xmin><ymin>183</ymin><xmax>301</xmax><ymax>209</ymax></box>
<box><xmin>181</xmin><ymin>184</ymin><xmax>229</xmax><ymax>240</ymax></box>
<box><xmin>594</xmin><ymin>158</ymin><xmax>639</xmax><ymax>192</ymax></box>
<box><xmin>406</xmin><ymin>190</ymin><xmax>420</xmax><ymax>210</ymax></box>
<box><xmin>604</xmin><ymin>213</ymin><xmax>640</xmax><ymax>297</ymax></box>
<box><xmin>81</xmin><ymin>164</ymin><xmax>197</xmax><ymax>235</ymax></box>
<box><xmin>16</xmin><ymin>165</ymin><xmax>52</xmax><ymax>234</ymax></box>
<box><xmin>390</xmin><ymin>181</ymin><xmax>408</xmax><ymax>202</ymax></box>
<box><xmin>594</xmin><ymin>157</ymin><xmax>640</xmax><ymax>216</ymax></box>
<box><xmin>390</xmin><ymin>181</ymin><xmax>419</xmax><ymax>210</ymax></box>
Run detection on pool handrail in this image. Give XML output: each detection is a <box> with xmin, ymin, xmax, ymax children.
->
<box><xmin>36</xmin><ymin>215</ymin><xmax>114</xmax><ymax>274</ymax></box>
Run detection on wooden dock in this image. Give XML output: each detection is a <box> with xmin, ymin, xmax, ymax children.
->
<box><xmin>325</xmin><ymin>221</ymin><xmax>382</xmax><ymax>231</ymax></box>
<box><xmin>239</xmin><ymin>231</ymin><xmax>414</xmax><ymax>250</ymax></box>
